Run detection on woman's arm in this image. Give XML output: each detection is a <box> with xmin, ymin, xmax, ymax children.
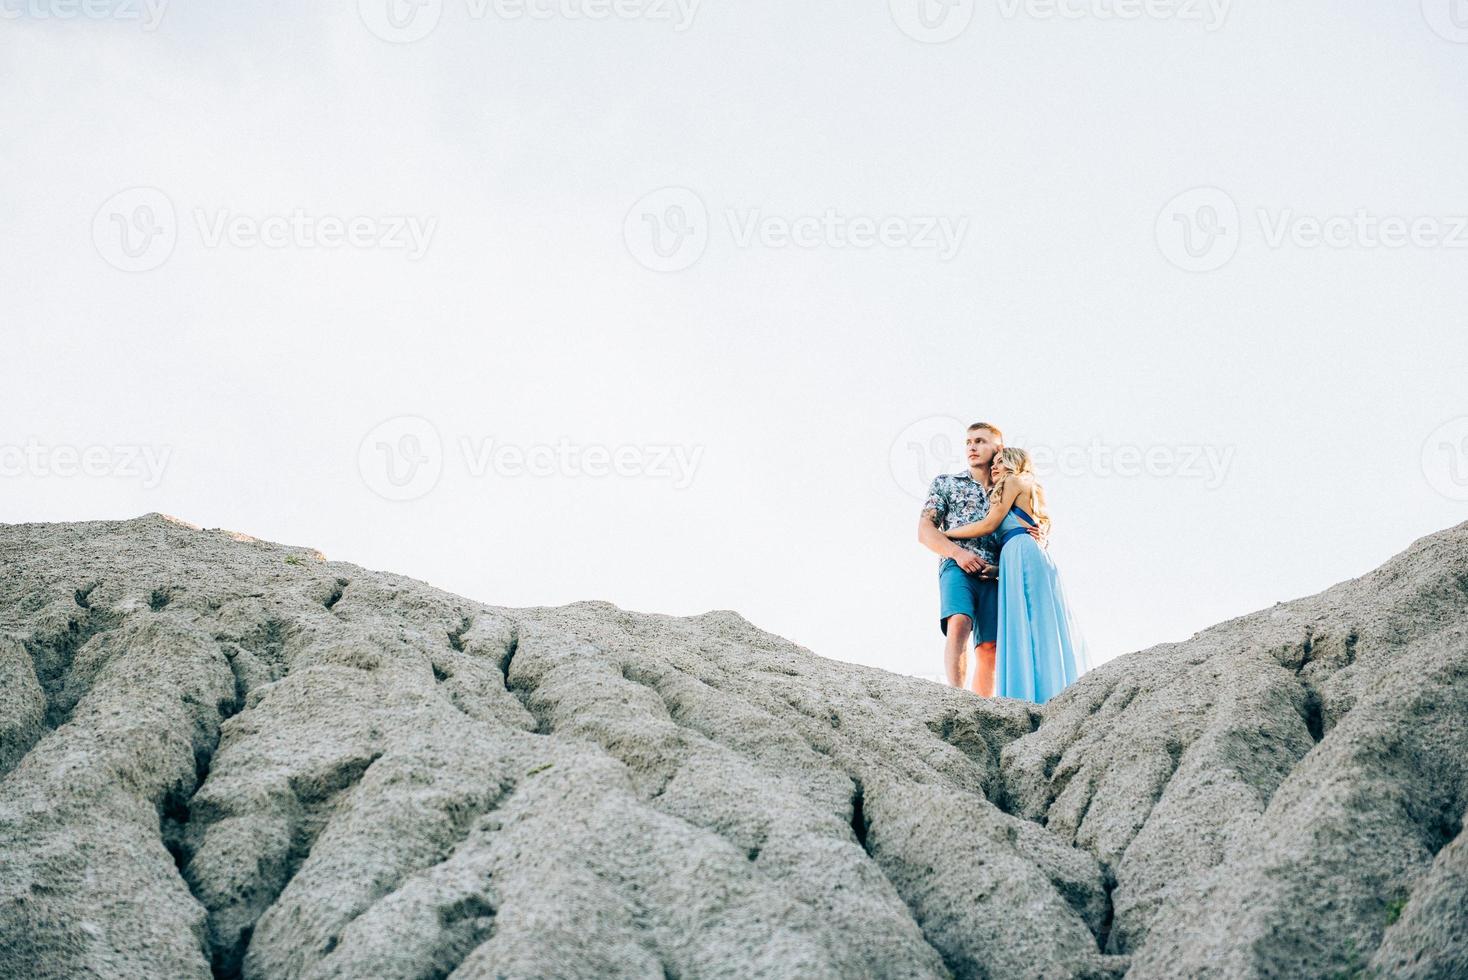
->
<box><xmin>944</xmin><ymin>479</ymin><xmax>1026</xmax><ymax>540</ymax></box>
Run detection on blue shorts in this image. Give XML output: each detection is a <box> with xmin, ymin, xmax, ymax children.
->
<box><xmin>939</xmin><ymin>557</ymin><xmax>998</xmax><ymax>646</ymax></box>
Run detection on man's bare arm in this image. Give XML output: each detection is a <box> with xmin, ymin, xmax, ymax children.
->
<box><xmin>919</xmin><ymin>510</ymin><xmax>985</xmax><ymax>573</ymax></box>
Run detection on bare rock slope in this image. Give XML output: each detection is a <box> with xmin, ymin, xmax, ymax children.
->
<box><xmin>1</xmin><ymin>515</ymin><xmax>1465</xmax><ymax>979</ymax></box>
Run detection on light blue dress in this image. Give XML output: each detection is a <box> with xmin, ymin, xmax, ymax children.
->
<box><xmin>994</xmin><ymin>504</ymin><xmax>1090</xmax><ymax>704</ymax></box>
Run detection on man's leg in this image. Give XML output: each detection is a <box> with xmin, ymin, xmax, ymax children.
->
<box><xmin>971</xmin><ymin>642</ymin><xmax>996</xmax><ymax>697</ymax></box>
<box><xmin>943</xmin><ymin>614</ymin><xmax>973</xmax><ymax>688</ymax></box>
<box><xmin>969</xmin><ymin>577</ymin><xmax>999</xmax><ymax>697</ymax></box>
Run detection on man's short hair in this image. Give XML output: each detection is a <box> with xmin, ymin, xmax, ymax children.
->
<box><xmin>967</xmin><ymin>422</ymin><xmax>1004</xmax><ymax>440</ymax></box>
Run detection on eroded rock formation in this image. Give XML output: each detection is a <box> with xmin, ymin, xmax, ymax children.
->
<box><xmin>1</xmin><ymin>515</ymin><xmax>1464</xmax><ymax>978</ymax></box>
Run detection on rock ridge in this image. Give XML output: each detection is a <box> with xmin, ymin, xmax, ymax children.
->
<box><xmin>1</xmin><ymin>514</ymin><xmax>1464</xmax><ymax>978</ymax></box>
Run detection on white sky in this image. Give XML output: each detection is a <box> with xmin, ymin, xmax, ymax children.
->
<box><xmin>4</xmin><ymin>1</ymin><xmax>1466</xmax><ymax>681</ymax></box>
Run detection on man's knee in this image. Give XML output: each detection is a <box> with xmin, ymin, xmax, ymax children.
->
<box><xmin>945</xmin><ymin>614</ymin><xmax>973</xmax><ymax>640</ymax></box>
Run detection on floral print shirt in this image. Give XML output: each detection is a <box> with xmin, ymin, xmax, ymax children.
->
<box><xmin>922</xmin><ymin>472</ymin><xmax>999</xmax><ymax>567</ymax></box>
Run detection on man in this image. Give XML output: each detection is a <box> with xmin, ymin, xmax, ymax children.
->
<box><xmin>918</xmin><ymin>421</ymin><xmax>1041</xmax><ymax>695</ymax></box>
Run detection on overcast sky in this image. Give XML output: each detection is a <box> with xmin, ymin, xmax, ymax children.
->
<box><xmin>4</xmin><ymin>1</ymin><xmax>1466</xmax><ymax>681</ymax></box>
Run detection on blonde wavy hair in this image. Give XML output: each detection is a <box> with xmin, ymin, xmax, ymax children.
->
<box><xmin>990</xmin><ymin>447</ymin><xmax>1051</xmax><ymax>532</ymax></box>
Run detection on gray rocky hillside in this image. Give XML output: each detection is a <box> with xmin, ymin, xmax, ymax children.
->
<box><xmin>1</xmin><ymin>514</ymin><xmax>1465</xmax><ymax>979</ymax></box>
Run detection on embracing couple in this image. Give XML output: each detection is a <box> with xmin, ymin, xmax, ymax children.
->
<box><xmin>918</xmin><ymin>421</ymin><xmax>1089</xmax><ymax>704</ymax></box>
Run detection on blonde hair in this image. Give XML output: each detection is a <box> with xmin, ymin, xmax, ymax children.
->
<box><xmin>990</xmin><ymin>447</ymin><xmax>1050</xmax><ymax>532</ymax></box>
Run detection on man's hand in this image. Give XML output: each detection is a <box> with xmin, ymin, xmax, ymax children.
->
<box><xmin>952</xmin><ymin>549</ymin><xmax>986</xmax><ymax>574</ymax></box>
<box><xmin>976</xmin><ymin>563</ymin><xmax>999</xmax><ymax>581</ymax></box>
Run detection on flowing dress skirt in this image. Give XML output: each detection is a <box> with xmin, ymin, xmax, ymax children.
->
<box><xmin>995</xmin><ymin>534</ymin><xmax>1089</xmax><ymax>704</ymax></box>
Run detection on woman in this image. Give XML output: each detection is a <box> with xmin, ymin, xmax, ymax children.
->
<box><xmin>943</xmin><ymin>447</ymin><xmax>1089</xmax><ymax>704</ymax></box>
